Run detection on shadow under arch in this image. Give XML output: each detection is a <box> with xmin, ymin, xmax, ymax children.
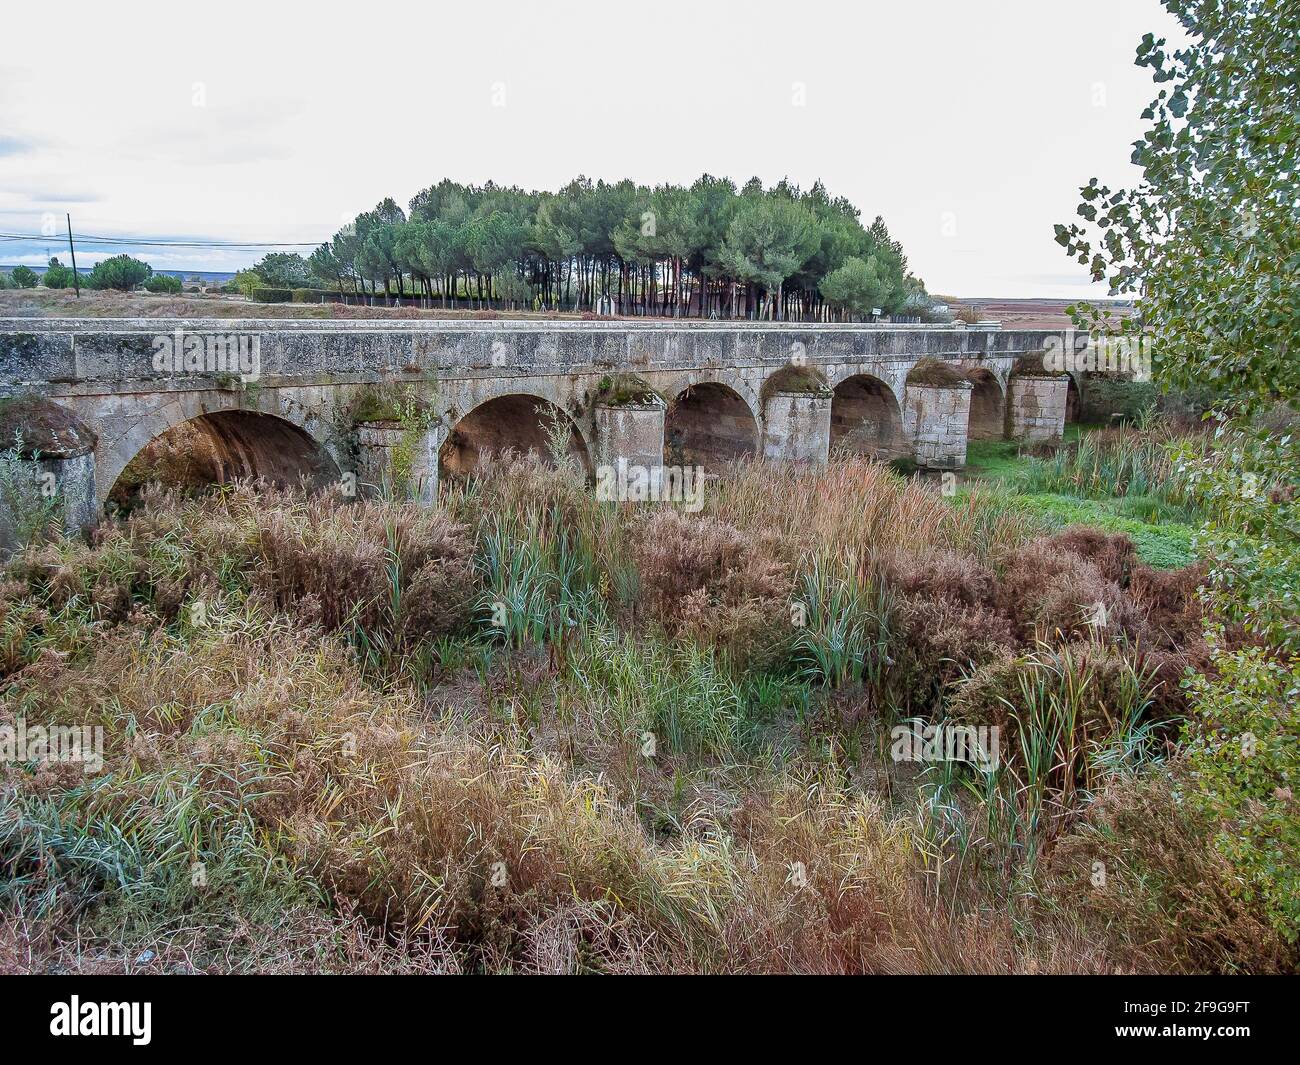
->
<box><xmin>439</xmin><ymin>394</ymin><xmax>591</xmax><ymax>480</ymax></box>
<box><xmin>966</xmin><ymin>368</ymin><xmax>1005</xmax><ymax>441</ymax></box>
<box><xmin>1065</xmin><ymin>372</ymin><xmax>1082</xmax><ymax>424</ymax></box>
<box><xmin>830</xmin><ymin>373</ymin><xmax>904</xmax><ymax>459</ymax></box>
<box><xmin>664</xmin><ymin>382</ymin><xmax>759</xmax><ymax>469</ymax></box>
<box><xmin>108</xmin><ymin>409</ymin><xmax>340</xmax><ymax>510</ymax></box>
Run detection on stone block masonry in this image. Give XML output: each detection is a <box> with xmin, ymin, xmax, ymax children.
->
<box><xmin>0</xmin><ymin>319</ymin><xmax>1070</xmax><ymax>549</ymax></box>
<box><xmin>904</xmin><ymin>382</ymin><xmax>973</xmax><ymax>469</ymax></box>
<box><xmin>1008</xmin><ymin>374</ymin><xmax>1069</xmax><ymax>443</ymax></box>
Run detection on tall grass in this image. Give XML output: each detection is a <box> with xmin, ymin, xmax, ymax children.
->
<box><xmin>708</xmin><ymin>458</ymin><xmax>1043</xmax><ymax>564</ymax></box>
<box><xmin>2</xmin><ymin>452</ymin><xmax>1260</xmax><ymax>973</ymax></box>
<box><xmin>794</xmin><ymin>551</ymin><xmax>895</xmax><ymax>701</ymax></box>
<box><xmin>476</xmin><ymin>505</ymin><xmax>604</xmax><ymax>647</ymax></box>
<box><xmin>1018</xmin><ymin>427</ymin><xmax>1206</xmax><ymax>515</ymax></box>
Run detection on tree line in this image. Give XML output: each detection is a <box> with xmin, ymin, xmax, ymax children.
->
<box><xmin>276</xmin><ymin>175</ymin><xmax>936</xmax><ymax>321</ymax></box>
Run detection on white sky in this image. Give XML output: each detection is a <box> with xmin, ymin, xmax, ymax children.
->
<box><xmin>0</xmin><ymin>0</ymin><xmax>1181</xmax><ymax>297</ymax></box>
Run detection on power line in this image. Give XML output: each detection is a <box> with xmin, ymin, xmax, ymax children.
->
<box><xmin>0</xmin><ymin>231</ymin><xmax>322</xmax><ymax>248</ymax></box>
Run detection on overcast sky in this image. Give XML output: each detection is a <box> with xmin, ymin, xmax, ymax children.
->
<box><xmin>1</xmin><ymin>0</ymin><xmax>1181</xmax><ymax>296</ymax></box>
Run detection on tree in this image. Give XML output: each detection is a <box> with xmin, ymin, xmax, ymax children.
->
<box><xmin>1055</xmin><ymin>0</ymin><xmax>1298</xmax><ymax>406</ymax></box>
<box><xmin>232</xmin><ymin>269</ymin><xmax>262</xmax><ymax>298</ymax></box>
<box><xmin>308</xmin><ymin>244</ymin><xmax>350</xmax><ymax>293</ymax></box>
<box><xmin>310</xmin><ymin>174</ymin><xmax>925</xmax><ymax>318</ymax></box>
<box><xmin>820</xmin><ymin>256</ymin><xmax>891</xmax><ymax>319</ymax></box>
<box><xmin>144</xmin><ymin>273</ymin><xmax>183</xmax><ymax>294</ymax></box>
<box><xmin>87</xmin><ymin>255</ymin><xmax>152</xmax><ymax>291</ymax></box>
<box><xmin>41</xmin><ymin>258</ymin><xmax>75</xmax><ymax>288</ymax></box>
<box><xmin>10</xmin><ymin>265</ymin><xmax>38</xmax><ymax>288</ymax></box>
<box><xmin>1056</xmin><ymin>0</ymin><xmax>1300</xmax><ymax>943</ymax></box>
<box><xmin>251</xmin><ymin>252</ymin><xmax>312</xmax><ymax>289</ymax></box>
<box><xmin>717</xmin><ymin>194</ymin><xmax>818</xmax><ymax>319</ymax></box>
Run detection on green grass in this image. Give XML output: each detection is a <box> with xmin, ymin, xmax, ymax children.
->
<box><xmin>954</xmin><ymin>427</ymin><xmax>1200</xmax><ymax>569</ymax></box>
<box><xmin>963</xmin><ymin>426</ymin><xmax>1087</xmax><ymax>483</ymax></box>
<box><xmin>955</xmin><ymin>487</ymin><xmax>1196</xmax><ymax>568</ymax></box>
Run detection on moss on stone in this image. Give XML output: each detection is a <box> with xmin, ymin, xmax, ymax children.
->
<box><xmin>906</xmin><ymin>359</ymin><xmax>970</xmax><ymax>388</ymax></box>
<box><xmin>0</xmin><ymin>395</ymin><xmax>97</xmax><ymax>457</ymax></box>
<box><xmin>760</xmin><ymin>365</ymin><xmax>831</xmax><ymax>403</ymax></box>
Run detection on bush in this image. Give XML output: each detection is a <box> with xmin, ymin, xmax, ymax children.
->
<box><xmin>252</xmin><ymin>287</ymin><xmax>292</xmax><ymax>303</ymax></box>
<box><xmin>1080</xmin><ymin>378</ymin><xmax>1157</xmax><ymax>424</ymax></box>
<box><xmin>41</xmin><ymin>258</ymin><xmax>75</xmax><ymax>289</ymax></box>
<box><xmin>1182</xmin><ymin>644</ymin><xmax>1300</xmax><ymax>944</ymax></box>
<box><xmin>634</xmin><ymin>509</ymin><xmax>793</xmax><ymax>670</ymax></box>
<box><xmin>10</xmin><ymin>265</ymin><xmax>38</xmax><ymax>288</ymax></box>
<box><xmin>232</xmin><ymin>269</ymin><xmax>262</xmax><ymax>297</ymax></box>
<box><xmin>144</xmin><ymin>273</ymin><xmax>183</xmax><ymax>294</ymax></box>
<box><xmin>1045</xmin><ymin>765</ymin><xmax>1296</xmax><ymax>973</ymax></box>
<box><xmin>87</xmin><ymin>254</ymin><xmax>152</xmax><ymax>291</ymax></box>
<box><xmin>291</xmin><ymin>288</ymin><xmax>324</xmax><ymax>303</ymax></box>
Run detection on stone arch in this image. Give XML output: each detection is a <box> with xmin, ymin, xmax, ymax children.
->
<box><xmin>663</xmin><ymin>381</ymin><xmax>760</xmax><ymax>469</ymax></box>
<box><xmin>966</xmin><ymin>368</ymin><xmax>1005</xmax><ymax>440</ymax></box>
<box><xmin>439</xmin><ymin>393</ymin><xmax>591</xmax><ymax>478</ymax></box>
<box><xmin>830</xmin><ymin>373</ymin><xmax>905</xmax><ymax>459</ymax></box>
<box><xmin>94</xmin><ymin>389</ymin><xmax>340</xmax><ymax>508</ymax></box>
<box><xmin>107</xmin><ymin>408</ymin><xmax>340</xmax><ymax>509</ymax></box>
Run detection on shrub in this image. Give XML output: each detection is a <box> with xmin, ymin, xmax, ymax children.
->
<box><xmin>1046</xmin><ymin>765</ymin><xmax>1297</xmax><ymax>973</ymax></box>
<box><xmin>10</xmin><ymin>265</ymin><xmax>38</xmax><ymax>288</ymax></box>
<box><xmin>251</xmin><ymin>287</ymin><xmax>292</xmax><ymax>303</ymax></box>
<box><xmin>249</xmin><ymin>490</ymin><xmax>477</xmax><ymax>641</ymax></box>
<box><xmin>887</xmin><ymin>547</ymin><xmax>1017</xmax><ymax>704</ymax></box>
<box><xmin>1182</xmin><ymin>643</ymin><xmax>1300</xmax><ymax>944</ymax></box>
<box><xmin>232</xmin><ymin>270</ymin><xmax>262</xmax><ymax>297</ymax></box>
<box><xmin>1080</xmin><ymin>377</ymin><xmax>1157</xmax><ymax>425</ymax></box>
<box><xmin>291</xmin><ymin>288</ymin><xmax>323</xmax><ymax>303</ymax></box>
<box><xmin>996</xmin><ymin>536</ymin><xmax>1117</xmax><ymax>644</ymax></box>
<box><xmin>634</xmin><ymin>509</ymin><xmax>792</xmax><ymax>670</ymax></box>
<box><xmin>41</xmin><ymin>258</ymin><xmax>75</xmax><ymax>289</ymax></box>
<box><xmin>143</xmin><ymin>273</ymin><xmax>182</xmax><ymax>294</ymax></box>
<box><xmin>948</xmin><ymin>643</ymin><xmax>1163</xmax><ymax>861</ymax></box>
<box><xmin>87</xmin><ymin>255</ymin><xmax>152</xmax><ymax>291</ymax></box>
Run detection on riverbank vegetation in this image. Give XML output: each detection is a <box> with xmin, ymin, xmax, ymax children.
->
<box><xmin>1</xmin><ymin>419</ymin><xmax>1294</xmax><ymax>972</ymax></box>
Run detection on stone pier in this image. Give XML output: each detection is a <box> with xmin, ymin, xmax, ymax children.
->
<box><xmin>593</xmin><ymin>400</ymin><xmax>666</xmax><ymax>471</ymax></box>
<box><xmin>1008</xmin><ymin>374</ymin><xmax>1070</xmax><ymax>443</ymax></box>
<box><xmin>904</xmin><ymin>379</ymin><xmax>973</xmax><ymax>469</ymax></box>
<box><xmin>355</xmin><ymin>421</ymin><xmax>442</xmax><ymax>504</ymax></box>
<box><xmin>762</xmin><ymin>391</ymin><xmax>832</xmax><ymax>465</ymax></box>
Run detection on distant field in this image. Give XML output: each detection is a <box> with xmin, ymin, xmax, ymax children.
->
<box><xmin>0</xmin><ymin>288</ymin><xmax>593</xmax><ymax>321</ymax></box>
<box><xmin>2</xmin><ymin>287</ymin><xmax>1135</xmax><ymax>326</ymax></box>
<box><xmin>937</xmin><ymin>296</ymin><xmax>1137</xmax><ymax>330</ymax></box>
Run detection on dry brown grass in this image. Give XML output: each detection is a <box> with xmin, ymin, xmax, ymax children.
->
<box><xmin>0</xmin><ymin>454</ymin><xmax>1258</xmax><ymax>974</ymax></box>
<box><xmin>634</xmin><ymin>509</ymin><xmax>792</xmax><ymax>669</ymax></box>
<box><xmin>1044</xmin><ymin>765</ymin><xmax>1297</xmax><ymax>974</ymax></box>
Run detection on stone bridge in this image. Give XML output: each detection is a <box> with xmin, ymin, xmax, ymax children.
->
<box><xmin>0</xmin><ymin>318</ymin><xmax>1077</xmax><ymax>536</ymax></box>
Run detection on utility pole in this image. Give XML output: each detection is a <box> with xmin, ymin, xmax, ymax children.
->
<box><xmin>66</xmin><ymin>214</ymin><xmax>80</xmax><ymax>297</ymax></box>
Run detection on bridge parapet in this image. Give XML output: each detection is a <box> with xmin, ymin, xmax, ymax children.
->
<box><xmin>2</xmin><ymin>319</ymin><xmax>1067</xmax><ymax>390</ymax></box>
